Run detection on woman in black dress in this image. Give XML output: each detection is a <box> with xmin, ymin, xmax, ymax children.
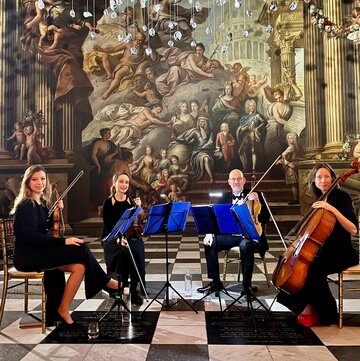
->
<box><xmin>11</xmin><ymin>165</ymin><xmax>118</xmax><ymax>327</ymax></box>
<box><xmin>102</xmin><ymin>172</ymin><xmax>145</xmax><ymax>306</ymax></box>
<box><xmin>278</xmin><ymin>163</ymin><xmax>358</xmax><ymax>326</ymax></box>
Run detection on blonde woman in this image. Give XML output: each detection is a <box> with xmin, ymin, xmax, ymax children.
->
<box><xmin>12</xmin><ymin>165</ymin><xmax>118</xmax><ymax>328</ymax></box>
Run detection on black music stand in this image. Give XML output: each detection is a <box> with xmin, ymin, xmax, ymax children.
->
<box><xmin>191</xmin><ymin>204</ymin><xmax>240</xmax><ymax>311</ymax></box>
<box><xmin>223</xmin><ymin>203</ymin><xmax>271</xmax><ymax>330</ymax></box>
<box><xmin>99</xmin><ymin>206</ymin><xmax>142</xmax><ymax>322</ymax></box>
<box><xmin>141</xmin><ymin>202</ymin><xmax>198</xmax><ymax>314</ymax></box>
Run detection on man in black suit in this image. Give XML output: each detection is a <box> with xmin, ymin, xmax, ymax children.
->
<box><xmin>197</xmin><ymin>168</ymin><xmax>270</xmax><ymax>294</ymax></box>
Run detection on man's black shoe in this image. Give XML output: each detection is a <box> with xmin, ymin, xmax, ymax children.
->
<box><xmin>131</xmin><ymin>292</ymin><xmax>144</xmax><ymax>306</ymax></box>
<box><xmin>251</xmin><ymin>285</ymin><xmax>258</xmax><ymax>292</ymax></box>
<box><xmin>197</xmin><ymin>280</ymin><xmax>223</xmax><ymax>293</ymax></box>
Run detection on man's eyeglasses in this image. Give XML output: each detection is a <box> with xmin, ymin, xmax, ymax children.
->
<box><xmin>229</xmin><ymin>177</ymin><xmax>244</xmax><ymax>181</ymax></box>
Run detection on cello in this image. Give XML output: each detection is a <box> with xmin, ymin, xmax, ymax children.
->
<box><xmin>272</xmin><ymin>162</ymin><xmax>359</xmax><ymax>295</ymax></box>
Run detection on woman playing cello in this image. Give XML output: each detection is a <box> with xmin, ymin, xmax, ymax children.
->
<box><xmin>12</xmin><ymin>165</ymin><xmax>119</xmax><ymax>328</ymax></box>
<box><xmin>277</xmin><ymin>163</ymin><xmax>358</xmax><ymax>327</ymax></box>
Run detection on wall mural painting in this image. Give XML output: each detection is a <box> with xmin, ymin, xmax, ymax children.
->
<box><xmin>16</xmin><ymin>0</ymin><xmax>309</xmax><ymax>213</ymax></box>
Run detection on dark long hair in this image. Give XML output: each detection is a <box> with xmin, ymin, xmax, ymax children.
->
<box><xmin>308</xmin><ymin>163</ymin><xmax>337</xmax><ymax>199</ymax></box>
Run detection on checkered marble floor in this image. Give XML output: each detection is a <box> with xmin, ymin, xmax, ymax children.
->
<box><xmin>1</xmin><ymin>235</ymin><xmax>360</xmax><ymax>361</ymax></box>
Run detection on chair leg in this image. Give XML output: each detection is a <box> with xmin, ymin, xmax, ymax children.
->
<box><xmin>339</xmin><ymin>272</ymin><xmax>344</xmax><ymax>329</ymax></box>
<box><xmin>222</xmin><ymin>251</ymin><xmax>228</xmax><ymax>282</ymax></box>
<box><xmin>262</xmin><ymin>256</ymin><xmax>271</xmax><ymax>287</ymax></box>
<box><xmin>0</xmin><ymin>272</ymin><xmax>9</xmax><ymax>325</ymax></box>
<box><xmin>24</xmin><ymin>279</ymin><xmax>29</xmax><ymax>313</ymax></box>
<box><xmin>41</xmin><ymin>279</ymin><xmax>46</xmax><ymax>334</ymax></box>
<box><xmin>237</xmin><ymin>258</ymin><xmax>241</xmax><ymax>282</ymax></box>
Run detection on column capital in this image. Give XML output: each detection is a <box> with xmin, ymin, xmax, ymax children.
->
<box><xmin>274</xmin><ymin>30</ymin><xmax>303</xmax><ymax>53</ymax></box>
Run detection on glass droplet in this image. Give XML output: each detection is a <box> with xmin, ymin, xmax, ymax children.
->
<box><xmin>38</xmin><ymin>0</ymin><xmax>45</xmax><ymax>10</ymax></box>
<box><xmin>70</xmin><ymin>9</ymin><xmax>76</xmax><ymax>18</ymax></box>
<box><xmin>219</xmin><ymin>23</ymin><xmax>225</xmax><ymax>30</ymax></box>
<box><xmin>168</xmin><ymin>40</ymin><xmax>174</xmax><ymax>47</ymax></box>
<box><xmin>103</xmin><ymin>9</ymin><xmax>109</xmax><ymax>16</ymax></box>
<box><xmin>117</xmin><ymin>33</ymin><xmax>123</xmax><ymax>42</ymax></box>
<box><xmin>190</xmin><ymin>40</ymin><xmax>197</xmax><ymax>47</ymax></box>
<box><xmin>174</xmin><ymin>31</ymin><xmax>182</xmax><ymax>41</ymax></box>
<box><xmin>265</xmin><ymin>25</ymin><xmax>273</xmax><ymax>33</ymax></box>
<box><xmin>221</xmin><ymin>44</ymin><xmax>228</xmax><ymax>53</ymax></box>
<box><xmin>111</xmin><ymin>11</ymin><xmax>117</xmax><ymax>18</ymax></box>
<box><xmin>153</xmin><ymin>4</ymin><xmax>161</xmax><ymax>13</ymax></box>
<box><xmin>195</xmin><ymin>2</ymin><xmax>202</xmax><ymax>12</ymax></box>
<box><xmin>149</xmin><ymin>28</ymin><xmax>156</xmax><ymax>37</ymax></box>
<box><xmin>142</xmin><ymin>25</ymin><xmax>148</xmax><ymax>32</ymax></box>
<box><xmin>145</xmin><ymin>47</ymin><xmax>153</xmax><ymax>56</ymax></box>
<box><xmin>90</xmin><ymin>31</ymin><xmax>97</xmax><ymax>39</ymax></box>
<box><xmin>130</xmin><ymin>47</ymin><xmax>138</xmax><ymax>55</ymax></box>
<box><xmin>205</xmin><ymin>27</ymin><xmax>212</xmax><ymax>35</ymax></box>
<box><xmin>289</xmin><ymin>1</ymin><xmax>298</xmax><ymax>11</ymax></box>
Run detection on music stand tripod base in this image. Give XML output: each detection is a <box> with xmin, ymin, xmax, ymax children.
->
<box><xmin>223</xmin><ymin>289</ymin><xmax>271</xmax><ymax>332</ymax></box>
<box><xmin>193</xmin><ymin>283</ymin><xmax>239</xmax><ymax>312</ymax></box>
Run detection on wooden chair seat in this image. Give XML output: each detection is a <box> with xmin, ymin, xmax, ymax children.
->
<box><xmin>0</xmin><ymin>218</ymin><xmax>46</xmax><ymax>333</ymax></box>
<box><xmin>338</xmin><ymin>264</ymin><xmax>360</xmax><ymax>328</ymax></box>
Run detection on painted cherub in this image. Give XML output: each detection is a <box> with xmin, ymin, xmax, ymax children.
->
<box><xmin>7</xmin><ymin>121</ymin><xmax>26</xmax><ymax>160</ymax></box>
<box><xmin>167</xmin><ymin>184</ymin><xmax>183</xmax><ymax>202</ymax></box>
<box><xmin>24</xmin><ymin>122</ymin><xmax>42</xmax><ymax>165</ymax></box>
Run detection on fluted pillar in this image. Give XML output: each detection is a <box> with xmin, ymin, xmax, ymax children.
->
<box><xmin>266</xmin><ymin>43</ymin><xmax>282</xmax><ymax>87</ymax></box>
<box><xmin>62</xmin><ymin>102</ymin><xmax>82</xmax><ymax>158</ymax></box>
<box><xmin>274</xmin><ymin>29</ymin><xmax>302</xmax><ymax>93</ymax></box>
<box><xmin>0</xmin><ymin>2</ymin><xmax>16</xmax><ymax>159</ymax></box>
<box><xmin>322</xmin><ymin>0</ymin><xmax>355</xmax><ymax>157</ymax></box>
<box><xmin>35</xmin><ymin>54</ymin><xmax>58</xmax><ymax>156</ymax></box>
<box><xmin>354</xmin><ymin>44</ymin><xmax>360</xmax><ymax>134</ymax></box>
<box><xmin>303</xmin><ymin>1</ymin><xmax>325</xmax><ymax>157</ymax></box>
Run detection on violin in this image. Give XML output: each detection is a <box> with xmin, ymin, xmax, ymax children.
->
<box><xmin>48</xmin><ymin>171</ymin><xmax>84</xmax><ymax>237</ymax></box>
<box><xmin>51</xmin><ymin>184</ymin><xmax>64</xmax><ymax>238</ymax></box>
<box><xmin>272</xmin><ymin>161</ymin><xmax>360</xmax><ymax>295</ymax></box>
<box><xmin>246</xmin><ymin>174</ymin><xmax>262</xmax><ymax>236</ymax></box>
<box><xmin>124</xmin><ymin>190</ymin><xmax>144</xmax><ymax>240</ymax></box>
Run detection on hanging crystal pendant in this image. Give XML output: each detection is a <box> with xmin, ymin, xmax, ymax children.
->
<box><xmin>70</xmin><ymin>9</ymin><xmax>76</xmax><ymax>18</ymax></box>
<box><xmin>219</xmin><ymin>23</ymin><xmax>225</xmax><ymax>30</ymax></box>
<box><xmin>130</xmin><ymin>47</ymin><xmax>138</xmax><ymax>55</ymax></box>
<box><xmin>111</xmin><ymin>11</ymin><xmax>117</xmax><ymax>18</ymax></box>
<box><xmin>103</xmin><ymin>9</ymin><xmax>109</xmax><ymax>16</ymax></box>
<box><xmin>174</xmin><ymin>31</ymin><xmax>182</xmax><ymax>41</ymax></box>
<box><xmin>168</xmin><ymin>21</ymin><xmax>175</xmax><ymax>30</ymax></box>
<box><xmin>190</xmin><ymin>40</ymin><xmax>197</xmax><ymax>47</ymax></box>
<box><xmin>153</xmin><ymin>4</ymin><xmax>161</xmax><ymax>13</ymax></box>
<box><xmin>289</xmin><ymin>1</ymin><xmax>298</xmax><ymax>11</ymax></box>
<box><xmin>246</xmin><ymin>10</ymin><xmax>252</xmax><ymax>18</ymax></box>
<box><xmin>145</xmin><ymin>47</ymin><xmax>153</xmax><ymax>56</ymax></box>
<box><xmin>149</xmin><ymin>28</ymin><xmax>156</xmax><ymax>37</ymax></box>
<box><xmin>168</xmin><ymin>40</ymin><xmax>174</xmax><ymax>47</ymax></box>
<box><xmin>221</xmin><ymin>44</ymin><xmax>228</xmax><ymax>53</ymax></box>
<box><xmin>234</xmin><ymin>0</ymin><xmax>242</xmax><ymax>8</ymax></box>
<box><xmin>226</xmin><ymin>32</ymin><xmax>233</xmax><ymax>41</ymax></box>
<box><xmin>195</xmin><ymin>2</ymin><xmax>202</xmax><ymax>12</ymax></box>
<box><xmin>242</xmin><ymin>29</ymin><xmax>249</xmax><ymax>37</ymax></box>
<box><xmin>142</xmin><ymin>25</ymin><xmax>148</xmax><ymax>32</ymax></box>
<box><xmin>90</xmin><ymin>31</ymin><xmax>97</xmax><ymax>39</ymax></box>
<box><xmin>83</xmin><ymin>11</ymin><xmax>93</xmax><ymax>18</ymax></box>
<box><xmin>117</xmin><ymin>33</ymin><xmax>123</xmax><ymax>42</ymax></box>
<box><xmin>124</xmin><ymin>34</ymin><xmax>132</xmax><ymax>43</ymax></box>
<box><xmin>265</xmin><ymin>25</ymin><xmax>273</xmax><ymax>33</ymax></box>
<box><xmin>205</xmin><ymin>27</ymin><xmax>212</xmax><ymax>35</ymax></box>
<box><xmin>140</xmin><ymin>0</ymin><xmax>147</xmax><ymax>8</ymax></box>
<box><xmin>38</xmin><ymin>0</ymin><xmax>45</xmax><ymax>10</ymax></box>
<box><xmin>269</xmin><ymin>3</ymin><xmax>278</xmax><ymax>12</ymax></box>
<box><xmin>188</xmin><ymin>0</ymin><xmax>193</xmax><ymax>3</ymax></box>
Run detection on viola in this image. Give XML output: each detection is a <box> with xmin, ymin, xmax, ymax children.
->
<box><xmin>272</xmin><ymin>161</ymin><xmax>359</xmax><ymax>295</ymax></box>
<box><xmin>124</xmin><ymin>191</ymin><xmax>144</xmax><ymax>240</ymax></box>
<box><xmin>246</xmin><ymin>174</ymin><xmax>262</xmax><ymax>236</ymax></box>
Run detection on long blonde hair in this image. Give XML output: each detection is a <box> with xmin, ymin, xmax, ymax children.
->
<box><xmin>10</xmin><ymin>165</ymin><xmax>52</xmax><ymax>214</ymax></box>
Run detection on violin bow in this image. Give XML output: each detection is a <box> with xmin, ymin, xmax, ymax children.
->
<box><xmin>48</xmin><ymin>170</ymin><xmax>84</xmax><ymax>218</ymax></box>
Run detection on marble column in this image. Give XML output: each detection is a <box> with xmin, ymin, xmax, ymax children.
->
<box><xmin>274</xmin><ymin>30</ymin><xmax>302</xmax><ymax>86</ymax></box>
<box><xmin>0</xmin><ymin>2</ymin><xmax>16</xmax><ymax>159</ymax></box>
<box><xmin>322</xmin><ymin>0</ymin><xmax>355</xmax><ymax>157</ymax></box>
<box><xmin>354</xmin><ymin>44</ymin><xmax>360</xmax><ymax>134</ymax></box>
<box><xmin>303</xmin><ymin>0</ymin><xmax>325</xmax><ymax>158</ymax></box>
<box><xmin>266</xmin><ymin>43</ymin><xmax>282</xmax><ymax>87</ymax></box>
<box><xmin>35</xmin><ymin>54</ymin><xmax>58</xmax><ymax>157</ymax></box>
<box><xmin>62</xmin><ymin>102</ymin><xmax>82</xmax><ymax>159</ymax></box>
